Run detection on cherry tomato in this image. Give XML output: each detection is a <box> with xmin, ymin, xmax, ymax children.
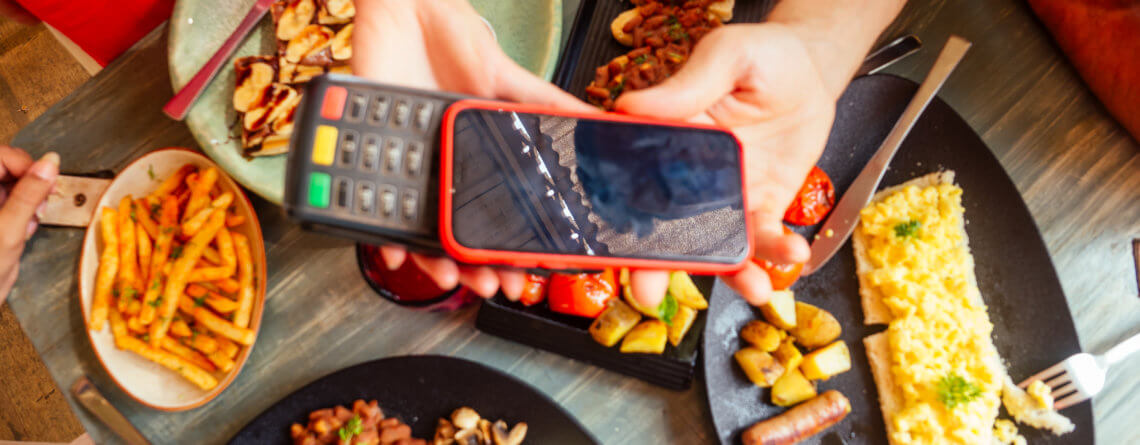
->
<box><xmin>754</xmin><ymin>259</ymin><xmax>804</xmax><ymax>291</ymax></box>
<box><xmin>547</xmin><ymin>269</ymin><xmax>618</xmax><ymax>318</ymax></box>
<box><xmin>784</xmin><ymin>166</ymin><xmax>835</xmax><ymax>226</ymax></box>
<box><xmin>518</xmin><ymin>274</ymin><xmax>549</xmax><ymax>306</ymax></box>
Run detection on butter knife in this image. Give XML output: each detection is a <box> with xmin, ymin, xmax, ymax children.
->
<box><xmin>804</xmin><ymin>36</ymin><xmax>972</xmax><ymax>275</ymax></box>
<box><xmin>71</xmin><ymin>376</ymin><xmax>151</xmax><ymax>445</ymax></box>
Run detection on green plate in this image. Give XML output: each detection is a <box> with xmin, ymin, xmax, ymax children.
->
<box><xmin>167</xmin><ymin>0</ymin><xmax>563</xmax><ymax>203</ymax></box>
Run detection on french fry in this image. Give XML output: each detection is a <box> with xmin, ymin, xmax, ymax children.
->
<box><xmin>182</xmin><ymin>192</ymin><xmax>233</xmax><ymax>237</ymax></box>
<box><xmin>125</xmin><ymin>299</ymin><xmax>142</xmax><ymax>316</ymax></box>
<box><xmin>117</xmin><ymin>335</ymin><xmax>218</xmax><ymax>390</ymax></box>
<box><xmin>206</xmin><ymin>349</ymin><xmax>235</xmax><ymax>373</ymax></box>
<box><xmin>200</xmin><ymin>246</ymin><xmax>223</xmax><ymax>265</ymax></box>
<box><xmin>205</xmin><ymin>295</ymin><xmax>239</xmax><ymax>314</ymax></box>
<box><xmin>214</xmin><ymin>278</ymin><xmax>240</xmax><ymax>294</ymax></box>
<box><xmin>150</xmin><ymin>210</ymin><xmax>226</xmax><ymax>346</ymax></box>
<box><xmin>140</xmin><ymin>197</ymin><xmax>178</xmax><ymax>324</ymax></box>
<box><xmin>225</xmin><ymin>213</ymin><xmax>246</xmax><ymax>227</ymax></box>
<box><xmin>136</xmin><ymin>222</ymin><xmax>152</xmax><ymax>284</ymax></box>
<box><xmin>159</xmin><ymin>337</ymin><xmax>217</xmax><ymax>372</ymax></box>
<box><xmin>116</xmin><ymin>197</ymin><xmax>140</xmax><ymax>311</ymax></box>
<box><xmin>182</xmin><ymin>167</ymin><xmax>217</xmax><ymax>225</ymax></box>
<box><xmin>127</xmin><ymin>316</ymin><xmax>147</xmax><ymax>334</ymax></box>
<box><xmin>108</xmin><ymin>306</ymin><xmax>128</xmax><ymax>342</ymax></box>
<box><xmin>133</xmin><ymin>199</ymin><xmax>160</xmax><ymax>240</ymax></box>
<box><xmin>187</xmin><ymin>267</ymin><xmax>233</xmax><ymax>283</ymax></box>
<box><xmin>215</xmin><ymin>336</ymin><xmax>240</xmax><ymax>359</ymax></box>
<box><xmin>185</xmin><ymin>283</ymin><xmax>208</xmax><ymax>298</ymax></box>
<box><xmin>148</xmin><ymin>165</ymin><xmax>194</xmax><ymax>201</ymax></box>
<box><xmin>90</xmin><ymin>208</ymin><xmax>120</xmax><ymax>331</ymax></box>
<box><xmin>178</xmin><ymin>295</ymin><xmax>255</xmax><ymax>345</ymax></box>
<box><xmin>184</xmin><ymin>328</ymin><xmax>219</xmax><ymax>354</ymax></box>
<box><xmin>170</xmin><ymin>318</ymin><xmax>192</xmax><ymax>337</ymax></box>
<box><xmin>232</xmin><ymin>232</ymin><xmax>255</xmax><ymax>328</ymax></box>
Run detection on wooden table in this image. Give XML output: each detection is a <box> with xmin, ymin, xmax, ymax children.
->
<box><xmin>9</xmin><ymin>0</ymin><xmax>1139</xmax><ymax>443</ymax></box>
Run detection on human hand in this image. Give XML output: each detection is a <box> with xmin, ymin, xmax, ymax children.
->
<box><xmin>352</xmin><ymin>0</ymin><xmax>605</xmax><ymax>299</ymax></box>
<box><xmin>0</xmin><ymin>147</ymin><xmax>59</xmax><ymax>304</ymax></box>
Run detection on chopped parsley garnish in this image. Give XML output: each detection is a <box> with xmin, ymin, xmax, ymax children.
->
<box><xmin>893</xmin><ymin>220</ymin><xmax>921</xmax><ymax>238</ymax></box>
<box><xmin>633</xmin><ymin>54</ymin><xmax>648</xmax><ymax>65</ymax></box>
<box><xmin>171</xmin><ymin>246</ymin><xmax>183</xmax><ymax>259</ymax></box>
<box><xmin>667</xmin><ymin>22</ymin><xmax>688</xmax><ymax>40</ymax></box>
<box><xmin>130</xmin><ymin>209</ymin><xmax>137</xmax><ymax>222</ymax></box>
<box><xmin>150</xmin><ymin>280</ymin><xmax>160</xmax><ymax>290</ymax></box>
<box><xmin>338</xmin><ymin>415</ymin><xmax>363</xmax><ymax>442</ymax></box>
<box><xmin>193</xmin><ymin>297</ymin><xmax>206</xmax><ymax>307</ymax></box>
<box><xmin>140</xmin><ymin>334</ymin><xmax>151</xmax><ymax>342</ymax></box>
<box><xmin>147</xmin><ymin>298</ymin><xmax>162</xmax><ymax>308</ymax></box>
<box><xmin>150</xmin><ymin>203</ymin><xmax>161</xmax><ymax>218</ymax></box>
<box><xmin>147</xmin><ymin>164</ymin><xmax>156</xmax><ymax>180</ymax></box>
<box><xmin>162</xmin><ymin>227</ymin><xmax>175</xmax><ymax>234</ymax></box>
<box><xmin>938</xmin><ymin>373</ymin><xmax>983</xmax><ymax>409</ymax></box>
<box><xmin>658</xmin><ymin>293</ymin><xmax>678</xmax><ymax>325</ymax></box>
<box><xmin>609</xmin><ymin>79</ymin><xmax>626</xmax><ymax>98</ymax></box>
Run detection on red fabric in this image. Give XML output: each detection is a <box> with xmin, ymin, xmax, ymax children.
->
<box><xmin>14</xmin><ymin>0</ymin><xmax>174</xmax><ymax>66</ymax></box>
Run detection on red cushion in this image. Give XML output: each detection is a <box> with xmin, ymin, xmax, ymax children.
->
<box><xmin>15</xmin><ymin>0</ymin><xmax>174</xmax><ymax>66</ymax></box>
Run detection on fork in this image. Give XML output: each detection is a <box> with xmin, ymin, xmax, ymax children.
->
<box><xmin>1019</xmin><ymin>330</ymin><xmax>1140</xmax><ymax>409</ymax></box>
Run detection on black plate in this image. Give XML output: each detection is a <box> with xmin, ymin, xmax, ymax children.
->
<box><xmin>228</xmin><ymin>355</ymin><xmax>598</xmax><ymax>444</ymax></box>
<box><xmin>703</xmin><ymin>74</ymin><xmax>1094</xmax><ymax>444</ymax></box>
<box><xmin>477</xmin><ymin>275</ymin><xmax>714</xmax><ymax>390</ymax></box>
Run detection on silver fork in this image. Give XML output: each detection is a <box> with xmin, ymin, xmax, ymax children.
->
<box><xmin>1019</xmin><ymin>330</ymin><xmax>1140</xmax><ymax>409</ymax></box>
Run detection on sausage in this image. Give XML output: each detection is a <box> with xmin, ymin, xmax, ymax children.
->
<box><xmin>741</xmin><ymin>390</ymin><xmax>851</xmax><ymax>445</ymax></box>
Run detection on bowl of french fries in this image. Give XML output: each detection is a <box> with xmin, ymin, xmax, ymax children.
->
<box><xmin>78</xmin><ymin>147</ymin><xmax>267</xmax><ymax>410</ymax></box>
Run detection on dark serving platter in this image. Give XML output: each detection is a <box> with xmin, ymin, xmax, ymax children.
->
<box><xmin>703</xmin><ymin>74</ymin><xmax>1094</xmax><ymax>444</ymax></box>
<box><xmin>229</xmin><ymin>355</ymin><xmax>598</xmax><ymax>444</ymax></box>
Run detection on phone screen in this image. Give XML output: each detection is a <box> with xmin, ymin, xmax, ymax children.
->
<box><xmin>447</xmin><ymin>107</ymin><xmax>748</xmax><ymax>265</ymax></box>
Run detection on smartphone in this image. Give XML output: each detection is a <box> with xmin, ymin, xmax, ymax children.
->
<box><xmin>439</xmin><ymin>100</ymin><xmax>752</xmax><ymax>273</ymax></box>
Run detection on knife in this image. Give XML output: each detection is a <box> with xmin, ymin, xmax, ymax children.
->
<box><xmin>162</xmin><ymin>0</ymin><xmax>277</xmax><ymax>121</ymax></box>
<box><xmin>804</xmin><ymin>36</ymin><xmax>972</xmax><ymax>275</ymax></box>
<box><xmin>71</xmin><ymin>376</ymin><xmax>151</xmax><ymax>445</ymax></box>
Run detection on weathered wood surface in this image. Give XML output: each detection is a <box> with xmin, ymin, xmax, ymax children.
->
<box><xmin>8</xmin><ymin>0</ymin><xmax>1140</xmax><ymax>444</ymax></box>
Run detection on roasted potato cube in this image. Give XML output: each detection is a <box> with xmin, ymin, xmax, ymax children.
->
<box><xmin>788</xmin><ymin>302</ymin><xmax>841</xmax><ymax>349</ymax></box>
<box><xmin>800</xmin><ymin>341</ymin><xmax>851</xmax><ymax>380</ymax></box>
<box><xmin>772</xmin><ymin>338</ymin><xmax>803</xmax><ymax>372</ymax></box>
<box><xmin>741</xmin><ymin>320</ymin><xmax>784</xmax><ymax>352</ymax></box>
<box><xmin>667</xmin><ymin>305</ymin><xmax>697</xmax><ymax>347</ymax></box>
<box><xmin>589</xmin><ymin>300</ymin><xmax>642</xmax><ymax>347</ymax></box>
<box><xmin>668</xmin><ymin>271</ymin><xmax>708</xmax><ymax>309</ymax></box>
<box><xmin>707</xmin><ymin>0</ymin><xmax>735</xmax><ymax>22</ymax></box>
<box><xmin>734</xmin><ymin>347</ymin><xmax>785</xmax><ymax>387</ymax></box>
<box><xmin>760</xmin><ymin>289</ymin><xmax>797</xmax><ymax>330</ymax></box>
<box><xmin>610</xmin><ymin>8</ymin><xmax>640</xmax><ymax>46</ymax></box>
<box><xmin>771</xmin><ymin>368</ymin><xmax>817</xmax><ymax>407</ymax></box>
<box><xmin>620</xmin><ymin>320</ymin><xmax>668</xmax><ymax>354</ymax></box>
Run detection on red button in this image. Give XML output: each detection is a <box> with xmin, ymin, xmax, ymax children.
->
<box><xmin>321</xmin><ymin>86</ymin><xmax>347</xmax><ymax>120</ymax></box>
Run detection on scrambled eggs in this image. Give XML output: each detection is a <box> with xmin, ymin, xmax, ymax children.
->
<box><xmin>993</xmin><ymin>419</ymin><xmax>1026</xmax><ymax>445</ymax></box>
<box><xmin>859</xmin><ymin>184</ymin><xmax>1005</xmax><ymax>444</ymax></box>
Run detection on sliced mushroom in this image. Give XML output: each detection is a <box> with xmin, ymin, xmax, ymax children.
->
<box><xmin>477</xmin><ymin>419</ymin><xmax>492</xmax><ymax>444</ymax></box>
<box><xmin>284</xmin><ymin>25</ymin><xmax>335</xmax><ymax>64</ymax></box>
<box><xmin>490</xmin><ymin>420</ymin><xmax>527</xmax><ymax>445</ymax></box>
<box><xmin>434</xmin><ymin>418</ymin><xmax>457</xmax><ymax>442</ymax></box>
<box><xmin>276</xmin><ymin>0</ymin><xmax>316</xmax><ymax>41</ymax></box>
<box><xmin>450</xmin><ymin>407</ymin><xmax>480</xmax><ymax>431</ymax></box>
<box><xmin>331</xmin><ymin>23</ymin><xmax>353</xmax><ymax>61</ymax></box>
<box><xmin>452</xmin><ymin>428</ymin><xmax>482</xmax><ymax>445</ymax></box>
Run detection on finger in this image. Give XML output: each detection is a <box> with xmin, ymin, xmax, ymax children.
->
<box><xmin>493</xmin><ymin>61</ymin><xmax>596</xmax><ymax>113</ymax></box>
<box><xmin>497</xmin><ymin>269</ymin><xmax>526</xmax><ymax>301</ymax></box>
<box><xmin>410</xmin><ymin>253</ymin><xmax>460</xmax><ymax>290</ymax></box>
<box><xmin>613</xmin><ymin>27</ymin><xmax>745</xmax><ymax>120</ymax></box>
<box><xmin>751</xmin><ymin>218</ymin><xmax>810</xmax><ymax>264</ymax></box>
<box><xmin>458</xmin><ymin>266</ymin><xmax>500</xmax><ymax>298</ymax></box>
<box><xmin>0</xmin><ymin>153</ymin><xmax>57</xmax><ymax>242</ymax></box>
<box><xmin>0</xmin><ymin>146</ymin><xmax>34</xmax><ymax>183</ymax></box>
<box><xmin>379</xmin><ymin>245</ymin><xmax>407</xmax><ymax>270</ymax></box>
<box><xmin>630</xmin><ymin>269</ymin><xmax>670</xmax><ymax>308</ymax></box>
<box><xmin>721</xmin><ymin>261</ymin><xmax>773</xmax><ymax>306</ymax></box>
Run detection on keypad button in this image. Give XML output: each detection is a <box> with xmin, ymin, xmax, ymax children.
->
<box><xmin>334</xmin><ymin>177</ymin><xmax>352</xmax><ymax>209</ymax></box>
<box><xmin>405</xmin><ymin>142</ymin><xmax>424</xmax><ymax>176</ymax></box>
<box><xmin>320</xmin><ymin>86</ymin><xmax>346</xmax><ymax>120</ymax></box>
<box><xmin>413</xmin><ymin>102</ymin><xmax>433</xmax><ymax>131</ymax></box>
<box><xmin>312</xmin><ymin>125</ymin><xmax>337</xmax><ymax>166</ymax></box>
<box><xmin>356</xmin><ymin>182</ymin><xmax>375</xmax><ymax>215</ymax></box>
<box><xmin>308</xmin><ymin>172</ymin><xmax>331</xmax><ymax>208</ymax></box>
<box><xmin>338</xmin><ymin>130</ymin><xmax>358</xmax><ymax>167</ymax></box>
<box><xmin>368</xmin><ymin>96</ymin><xmax>391</xmax><ymax>125</ymax></box>
<box><xmin>401</xmin><ymin>190</ymin><xmax>419</xmax><ymax>221</ymax></box>
<box><xmin>392</xmin><ymin>100</ymin><xmax>411</xmax><ymax>127</ymax></box>
<box><xmin>384</xmin><ymin>138</ymin><xmax>403</xmax><ymax>173</ymax></box>
<box><xmin>379</xmin><ymin>186</ymin><xmax>397</xmax><ymax>217</ymax></box>
<box><xmin>361</xmin><ymin>134</ymin><xmax>381</xmax><ymax>172</ymax></box>
<box><xmin>346</xmin><ymin>93</ymin><xmax>367</xmax><ymax>122</ymax></box>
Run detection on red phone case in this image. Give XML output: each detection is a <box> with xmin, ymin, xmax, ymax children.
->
<box><xmin>439</xmin><ymin>99</ymin><xmax>752</xmax><ymax>273</ymax></box>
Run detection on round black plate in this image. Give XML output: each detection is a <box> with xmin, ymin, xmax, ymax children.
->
<box><xmin>229</xmin><ymin>355</ymin><xmax>598</xmax><ymax>444</ymax></box>
<box><xmin>702</xmin><ymin>74</ymin><xmax>1094</xmax><ymax>444</ymax></box>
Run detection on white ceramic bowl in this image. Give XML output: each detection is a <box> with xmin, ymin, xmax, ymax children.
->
<box><xmin>77</xmin><ymin>148</ymin><xmax>267</xmax><ymax>411</ymax></box>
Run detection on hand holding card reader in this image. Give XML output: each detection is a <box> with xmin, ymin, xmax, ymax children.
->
<box><xmin>285</xmin><ymin>74</ymin><xmax>753</xmax><ymax>273</ymax></box>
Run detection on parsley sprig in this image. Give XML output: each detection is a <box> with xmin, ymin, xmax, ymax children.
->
<box><xmin>893</xmin><ymin>219</ymin><xmax>921</xmax><ymax>238</ymax></box>
<box><xmin>337</xmin><ymin>415</ymin><xmax>363</xmax><ymax>442</ymax></box>
<box><xmin>938</xmin><ymin>373</ymin><xmax>983</xmax><ymax>409</ymax></box>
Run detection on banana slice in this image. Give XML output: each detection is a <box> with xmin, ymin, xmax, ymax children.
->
<box><xmin>319</xmin><ymin>0</ymin><xmax>355</xmax><ymax>24</ymax></box>
<box><xmin>233</xmin><ymin>59</ymin><xmax>275</xmax><ymax>112</ymax></box>
<box><xmin>331</xmin><ymin>24</ymin><xmax>353</xmax><ymax>61</ymax></box>
<box><xmin>276</xmin><ymin>0</ymin><xmax>316</xmax><ymax>41</ymax></box>
<box><xmin>284</xmin><ymin>25</ymin><xmax>335</xmax><ymax>64</ymax></box>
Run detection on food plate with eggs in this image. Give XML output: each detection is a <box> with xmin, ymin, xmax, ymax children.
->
<box><xmin>703</xmin><ymin>74</ymin><xmax>1093</xmax><ymax>444</ymax></box>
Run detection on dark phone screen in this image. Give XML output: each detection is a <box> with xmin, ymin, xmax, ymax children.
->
<box><xmin>448</xmin><ymin>108</ymin><xmax>748</xmax><ymax>263</ymax></box>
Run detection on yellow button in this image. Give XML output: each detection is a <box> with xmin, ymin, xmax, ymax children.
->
<box><xmin>312</xmin><ymin>125</ymin><xmax>337</xmax><ymax>165</ymax></box>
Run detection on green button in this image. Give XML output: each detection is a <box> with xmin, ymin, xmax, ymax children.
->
<box><xmin>308</xmin><ymin>172</ymin><xmax>331</xmax><ymax>208</ymax></box>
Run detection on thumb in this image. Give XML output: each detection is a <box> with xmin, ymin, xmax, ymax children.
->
<box><xmin>0</xmin><ymin>152</ymin><xmax>58</xmax><ymax>237</ymax></box>
<box><xmin>629</xmin><ymin>269</ymin><xmax>669</xmax><ymax>309</ymax></box>
<box><xmin>613</xmin><ymin>28</ymin><xmax>743</xmax><ymax>120</ymax></box>
<box><xmin>493</xmin><ymin>61</ymin><xmax>596</xmax><ymax>113</ymax></box>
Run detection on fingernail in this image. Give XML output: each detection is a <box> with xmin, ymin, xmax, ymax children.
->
<box><xmin>30</xmin><ymin>152</ymin><xmax>60</xmax><ymax>181</ymax></box>
<box><xmin>26</xmin><ymin>220</ymin><xmax>37</xmax><ymax>240</ymax></box>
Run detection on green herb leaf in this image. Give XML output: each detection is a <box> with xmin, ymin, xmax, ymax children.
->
<box><xmin>338</xmin><ymin>415</ymin><xmax>363</xmax><ymax>442</ymax></box>
<box><xmin>147</xmin><ymin>298</ymin><xmax>162</xmax><ymax>308</ymax></box>
<box><xmin>147</xmin><ymin>164</ymin><xmax>156</xmax><ymax>180</ymax></box>
<box><xmin>633</xmin><ymin>55</ymin><xmax>647</xmax><ymax>65</ymax></box>
<box><xmin>171</xmin><ymin>246</ymin><xmax>183</xmax><ymax>259</ymax></box>
<box><xmin>150</xmin><ymin>203</ymin><xmax>161</xmax><ymax>218</ymax></box>
<box><xmin>609</xmin><ymin>79</ymin><xmax>626</xmax><ymax>98</ymax></box>
<box><xmin>658</xmin><ymin>293</ymin><xmax>678</xmax><ymax>325</ymax></box>
<box><xmin>894</xmin><ymin>220</ymin><xmax>921</xmax><ymax>238</ymax></box>
<box><xmin>938</xmin><ymin>373</ymin><xmax>983</xmax><ymax>409</ymax></box>
<box><xmin>141</xmin><ymin>334</ymin><xmax>151</xmax><ymax>342</ymax></box>
<box><xmin>130</xmin><ymin>209</ymin><xmax>137</xmax><ymax>222</ymax></box>
<box><xmin>193</xmin><ymin>297</ymin><xmax>206</xmax><ymax>307</ymax></box>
